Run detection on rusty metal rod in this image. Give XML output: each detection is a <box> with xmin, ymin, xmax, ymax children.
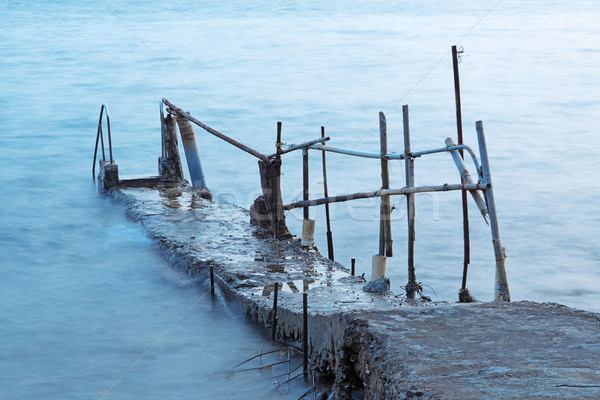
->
<box><xmin>476</xmin><ymin>121</ymin><xmax>510</xmax><ymax>302</ymax></box>
<box><xmin>351</xmin><ymin>258</ymin><xmax>356</xmax><ymax>276</ymax></box>
<box><xmin>452</xmin><ymin>45</ymin><xmax>471</xmax><ymax>293</ymax></box>
<box><xmin>162</xmin><ymin>98</ymin><xmax>273</xmax><ymax>164</ymax></box>
<box><xmin>210</xmin><ymin>266</ymin><xmax>215</xmax><ymax>297</ymax></box>
<box><xmin>268</xmin><ymin>136</ymin><xmax>330</xmax><ymax>158</ymax></box>
<box><xmin>303</xmin><ymin>149</ymin><xmax>309</xmax><ymax>220</ymax></box>
<box><xmin>403</xmin><ymin>105</ymin><xmax>417</xmax><ymax>295</ymax></box>
<box><xmin>271</xmin><ymin>282</ymin><xmax>279</xmax><ymax>340</ymax></box>
<box><xmin>321</xmin><ymin>126</ymin><xmax>334</xmax><ymax>261</ymax></box>
<box><xmin>283</xmin><ymin>183</ymin><xmax>489</xmax><ymax>210</ymax></box>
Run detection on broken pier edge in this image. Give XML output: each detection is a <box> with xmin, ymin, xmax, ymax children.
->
<box><xmin>102</xmin><ymin>182</ymin><xmax>600</xmax><ymax>400</ymax></box>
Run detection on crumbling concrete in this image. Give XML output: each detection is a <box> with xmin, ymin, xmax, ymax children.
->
<box><xmin>105</xmin><ymin>183</ymin><xmax>600</xmax><ymax>399</ymax></box>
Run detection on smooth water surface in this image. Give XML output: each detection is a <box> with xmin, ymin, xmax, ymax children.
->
<box><xmin>1</xmin><ymin>0</ymin><xmax>599</xmax><ymax>398</ymax></box>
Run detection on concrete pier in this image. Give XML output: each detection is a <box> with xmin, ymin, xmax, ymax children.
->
<box><xmin>106</xmin><ymin>182</ymin><xmax>600</xmax><ymax>399</ymax></box>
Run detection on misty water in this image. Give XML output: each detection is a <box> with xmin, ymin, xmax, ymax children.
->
<box><xmin>1</xmin><ymin>0</ymin><xmax>599</xmax><ymax>398</ymax></box>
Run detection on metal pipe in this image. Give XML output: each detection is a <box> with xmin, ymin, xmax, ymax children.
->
<box><xmin>176</xmin><ymin>117</ymin><xmax>207</xmax><ymax>188</ymax></box>
<box><xmin>309</xmin><ymin>144</ymin><xmax>396</xmax><ymax>159</ymax></box>
<box><xmin>351</xmin><ymin>258</ymin><xmax>356</xmax><ymax>276</ymax></box>
<box><xmin>210</xmin><ymin>266</ymin><xmax>215</xmax><ymax>297</ymax></box>
<box><xmin>271</xmin><ymin>282</ymin><xmax>278</xmax><ymax>340</ymax></box>
<box><xmin>445</xmin><ymin>138</ymin><xmax>488</xmax><ymax>221</ymax></box>
<box><xmin>283</xmin><ymin>183</ymin><xmax>488</xmax><ymax>210</ymax></box>
<box><xmin>476</xmin><ymin>121</ymin><xmax>510</xmax><ymax>302</ymax></box>
<box><xmin>321</xmin><ymin>127</ymin><xmax>334</xmax><ymax>261</ymax></box>
<box><xmin>269</xmin><ymin>136</ymin><xmax>330</xmax><ymax>158</ymax></box>
<box><xmin>93</xmin><ymin>104</ymin><xmax>112</xmax><ymax>180</ymax></box>
<box><xmin>308</xmin><ymin>142</ymin><xmax>481</xmax><ymax>172</ymax></box>
<box><xmin>162</xmin><ymin>98</ymin><xmax>273</xmax><ymax>164</ymax></box>
<box><xmin>403</xmin><ymin>105</ymin><xmax>417</xmax><ymax>295</ymax></box>
<box><xmin>412</xmin><ymin>144</ymin><xmax>480</xmax><ymax>174</ymax></box>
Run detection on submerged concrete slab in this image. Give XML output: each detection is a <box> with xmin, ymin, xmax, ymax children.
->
<box><xmin>107</xmin><ymin>184</ymin><xmax>600</xmax><ymax>399</ymax></box>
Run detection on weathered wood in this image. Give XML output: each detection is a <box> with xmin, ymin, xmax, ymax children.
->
<box><xmin>476</xmin><ymin>121</ymin><xmax>510</xmax><ymax>302</ymax></box>
<box><xmin>321</xmin><ymin>126</ymin><xmax>334</xmax><ymax>261</ymax></box>
<box><xmin>258</xmin><ymin>159</ymin><xmax>288</xmax><ymax>239</ymax></box>
<box><xmin>283</xmin><ymin>183</ymin><xmax>488</xmax><ymax>210</ymax></box>
<box><xmin>452</xmin><ymin>45</ymin><xmax>471</xmax><ymax>296</ymax></box>
<box><xmin>159</xmin><ymin>113</ymin><xmax>185</xmax><ymax>181</ymax></box>
<box><xmin>445</xmin><ymin>137</ymin><xmax>488</xmax><ymax>221</ymax></box>
<box><xmin>403</xmin><ymin>105</ymin><xmax>417</xmax><ymax>297</ymax></box>
<box><xmin>379</xmin><ymin>112</ymin><xmax>393</xmax><ymax>257</ymax></box>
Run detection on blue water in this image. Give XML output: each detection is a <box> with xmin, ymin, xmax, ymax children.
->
<box><xmin>1</xmin><ymin>0</ymin><xmax>599</xmax><ymax>398</ymax></box>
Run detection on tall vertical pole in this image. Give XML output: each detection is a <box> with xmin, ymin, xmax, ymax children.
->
<box><xmin>403</xmin><ymin>105</ymin><xmax>417</xmax><ymax>298</ymax></box>
<box><xmin>476</xmin><ymin>121</ymin><xmax>510</xmax><ymax>302</ymax></box>
<box><xmin>452</xmin><ymin>45</ymin><xmax>472</xmax><ymax>298</ymax></box>
<box><xmin>303</xmin><ymin>291</ymin><xmax>309</xmax><ymax>376</ymax></box>
<box><xmin>303</xmin><ymin>149</ymin><xmax>310</xmax><ymax>220</ymax></box>
<box><xmin>379</xmin><ymin>112</ymin><xmax>393</xmax><ymax>257</ymax></box>
<box><xmin>274</xmin><ymin>122</ymin><xmax>283</xmax><ymax>238</ymax></box>
<box><xmin>321</xmin><ymin>126</ymin><xmax>334</xmax><ymax>261</ymax></box>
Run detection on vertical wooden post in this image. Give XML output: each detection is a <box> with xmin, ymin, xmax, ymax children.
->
<box><xmin>452</xmin><ymin>45</ymin><xmax>472</xmax><ymax>298</ymax></box>
<box><xmin>403</xmin><ymin>105</ymin><xmax>417</xmax><ymax>298</ymax></box>
<box><xmin>303</xmin><ymin>291</ymin><xmax>308</xmax><ymax>376</ymax></box>
<box><xmin>379</xmin><ymin>112</ymin><xmax>393</xmax><ymax>257</ymax></box>
<box><xmin>160</xmin><ymin>114</ymin><xmax>185</xmax><ymax>181</ymax></box>
<box><xmin>271</xmin><ymin>282</ymin><xmax>279</xmax><ymax>340</ymax></box>
<box><xmin>476</xmin><ymin>121</ymin><xmax>510</xmax><ymax>302</ymax></box>
<box><xmin>257</xmin><ymin>122</ymin><xmax>287</xmax><ymax>238</ymax></box>
<box><xmin>321</xmin><ymin>126</ymin><xmax>334</xmax><ymax>261</ymax></box>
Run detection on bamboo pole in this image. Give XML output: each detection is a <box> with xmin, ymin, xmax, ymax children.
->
<box><xmin>403</xmin><ymin>105</ymin><xmax>417</xmax><ymax>297</ymax></box>
<box><xmin>283</xmin><ymin>183</ymin><xmax>488</xmax><ymax>210</ymax></box>
<box><xmin>321</xmin><ymin>126</ymin><xmax>334</xmax><ymax>261</ymax></box>
<box><xmin>476</xmin><ymin>121</ymin><xmax>510</xmax><ymax>302</ymax></box>
<box><xmin>379</xmin><ymin>112</ymin><xmax>393</xmax><ymax>257</ymax></box>
<box><xmin>452</xmin><ymin>45</ymin><xmax>472</xmax><ymax>297</ymax></box>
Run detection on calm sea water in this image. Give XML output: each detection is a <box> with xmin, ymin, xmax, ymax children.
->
<box><xmin>1</xmin><ymin>0</ymin><xmax>599</xmax><ymax>398</ymax></box>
